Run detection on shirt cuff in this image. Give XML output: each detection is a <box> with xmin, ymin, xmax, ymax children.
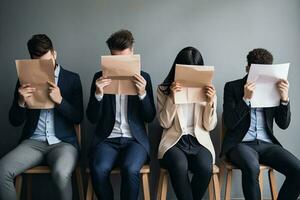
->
<box><xmin>281</xmin><ymin>98</ymin><xmax>289</xmax><ymax>106</ymax></box>
<box><xmin>18</xmin><ymin>100</ymin><xmax>26</xmax><ymax>108</ymax></box>
<box><xmin>243</xmin><ymin>97</ymin><xmax>251</xmax><ymax>107</ymax></box>
<box><xmin>138</xmin><ymin>91</ymin><xmax>147</xmax><ymax>100</ymax></box>
<box><xmin>95</xmin><ymin>93</ymin><xmax>103</xmax><ymax>102</ymax></box>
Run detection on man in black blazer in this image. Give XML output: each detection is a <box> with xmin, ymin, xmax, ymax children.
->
<box><xmin>86</xmin><ymin>30</ymin><xmax>156</xmax><ymax>200</ymax></box>
<box><xmin>0</xmin><ymin>34</ymin><xmax>83</xmax><ymax>200</ymax></box>
<box><xmin>221</xmin><ymin>48</ymin><xmax>300</xmax><ymax>200</ymax></box>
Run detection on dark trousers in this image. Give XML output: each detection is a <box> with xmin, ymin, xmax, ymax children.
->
<box><xmin>89</xmin><ymin>137</ymin><xmax>147</xmax><ymax>200</ymax></box>
<box><xmin>160</xmin><ymin>135</ymin><xmax>213</xmax><ymax>200</ymax></box>
<box><xmin>227</xmin><ymin>140</ymin><xmax>300</xmax><ymax>200</ymax></box>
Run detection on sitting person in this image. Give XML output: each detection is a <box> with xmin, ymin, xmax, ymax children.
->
<box><xmin>157</xmin><ymin>46</ymin><xmax>217</xmax><ymax>200</ymax></box>
<box><xmin>221</xmin><ymin>48</ymin><xmax>300</xmax><ymax>200</ymax></box>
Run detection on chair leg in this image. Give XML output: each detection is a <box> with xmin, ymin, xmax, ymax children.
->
<box><xmin>27</xmin><ymin>174</ymin><xmax>33</xmax><ymax>200</ymax></box>
<box><xmin>224</xmin><ymin>169</ymin><xmax>232</xmax><ymax>200</ymax></box>
<box><xmin>93</xmin><ymin>191</ymin><xmax>97</xmax><ymax>200</ymax></box>
<box><xmin>141</xmin><ymin>173</ymin><xmax>150</xmax><ymax>200</ymax></box>
<box><xmin>208</xmin><ymin>178</ymin><xmax>214</xmax><ymax>200</ymax></box>
<box><xmin>15</xmin><ymin>175</ymin><xmax>23</xmax><ymax>199</ymax></box>
<box><xmin>268</xmin><ymin>169</ymin><xmax>278</xmax><ymax>200</ymax></box>
<box><xmin>218</xmin><ymin>164</ymin><xmax>225</xmax><ymax>191</ymax></box>
<box><xmin>213</xmin><ymin>173</ymin><xmax>221</xmax><ymax>200</ymax></box>
<box><xmin>156</xmin><ymin>170</ymin><xmax>163</xmax><ymax>200</ymax></box>
<box><xmin>86</xmin><ymin>173</ymin><xmax>94</xmax><ymax>200</ymax></box>
<box><xmin>157</xmin><ymin>170</ymin><xmax>168</xmax><ymax>200</ymax></box>
<box><xmin>259</xmin><ymin>170</ymin><xmax>264</xmax><ymax>200</ymax></box>
<box><xmin>75</xmin><ymin>166</ymin><xmax>85</xmax><ymax>200</ymax></box>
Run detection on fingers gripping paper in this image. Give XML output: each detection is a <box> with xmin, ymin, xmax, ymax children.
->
<box><xmin>16</xmin><ymin>59</ymin><xmax>55</xmax><ymax>109</ymax></box>
<box><xmin>101</xmin><ymin>55</ymin><xmax>141</xmax><ymax>95</ymax></box>
<box><xmin>247</xmin><ymin>63</ymin><xmax>290</xmax><ymax>108</ymax></box>
<box><xmin>174</xmin><ymin>64</ymin><xmax>214</xmax><ymax>104</ymax></box>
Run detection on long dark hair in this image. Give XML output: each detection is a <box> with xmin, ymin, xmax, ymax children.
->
<box><xmin>159</xmin><ymin>46</ymin><xmax>204</xmax><ymax>95</ymax></box>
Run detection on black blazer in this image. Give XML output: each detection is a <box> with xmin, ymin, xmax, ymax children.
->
<box><xmin>86</xmin><ymin>71</ymin><xmax>156</xmax><ymax>155</ymax></box>
<box><xmin>221</xmin><ymin>76</ymin><xmax>291</xmax><ymax>156</ymax></box>
<box><xmin>9</xmin><ymin>67</ymin><xmax>84</xmax><ymax>148</ymax></box>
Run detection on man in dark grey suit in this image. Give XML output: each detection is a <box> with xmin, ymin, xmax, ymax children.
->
<box><xmin>221</xmin><ymin>48</ymin><xmax>300</xmax><ymax>200</ymax></box>
<box><xmin>0</xmin><ymin>34</ymin><xmax>83</xmax><ymax>200</ymax></box>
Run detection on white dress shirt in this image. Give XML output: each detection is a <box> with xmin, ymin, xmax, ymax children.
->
<box><xmin>180</xmin><ymin>103</ymin><xmax>195</xmax><ymax>137</ymax></box>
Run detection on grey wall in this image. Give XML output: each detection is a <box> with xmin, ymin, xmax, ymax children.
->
<box><xmin>1</xmin><ymin>0</ymin><xmax>299</xmax><ymax>199</ymax></box>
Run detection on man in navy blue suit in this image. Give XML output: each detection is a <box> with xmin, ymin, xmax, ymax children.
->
<box><xmin>0</xmin><ymin>34</ymin><xmax>83</xmax><ymax>200</ymax></box>
<box><xmin>86</xmin><ymin>29</ymin><xmax>156</xmax><ymax>200</ymax></box>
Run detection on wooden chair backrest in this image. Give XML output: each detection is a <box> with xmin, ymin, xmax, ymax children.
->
<box><xmin>220</xmin><ymin>113</ymin><xmax>227</xmax><ymax>146</ymax></box>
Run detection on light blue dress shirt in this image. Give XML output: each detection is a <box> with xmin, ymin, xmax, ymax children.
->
<box><xmin>242</xmin><ymin>98</ymin><xmax>272</xmax><ymax>143</ymax></box>
<box><xmin>30</xmin><ymin>65</ymin><xmax>61</xmax><ymax>145</ymax></box>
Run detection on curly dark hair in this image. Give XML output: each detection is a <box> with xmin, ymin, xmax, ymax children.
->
<box><xmin>106</xmin><ymin>29</ymin><xmax>134</xmax><ymax>51</ymax></box>
<box><xmin>247</xmin><ymin>48</ymin><xmax>273</xmax><ymax>66</ymax></box>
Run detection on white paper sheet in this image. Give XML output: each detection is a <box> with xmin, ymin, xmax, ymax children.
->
<box><xmin>247</xmin><ymin>63</ymin><xmax>290</xmax><ymax>108</ymax></box>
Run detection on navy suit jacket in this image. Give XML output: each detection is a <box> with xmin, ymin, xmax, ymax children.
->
<box><xmin>9</xmin><ymin>67</ymin><xmax>84</xmax><ymax>149</ymax></box>
<box><xmin>221</xmin><ymin>76</ymin><xmax>291</xmax><ymax>156</ymax></box>
<box><xmin>86</xmin><ymin>71</ymin><xmax>156</xmax><ymax>155</ymax></box>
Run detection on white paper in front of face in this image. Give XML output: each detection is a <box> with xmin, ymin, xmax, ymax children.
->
<box><xmin>247</xmin><ymin>63</ymin><xmax>290</xmax><ymax>108</ymax></box>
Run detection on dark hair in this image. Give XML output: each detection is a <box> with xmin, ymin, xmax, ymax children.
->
<box><xmin>247</xmin><ymin>48</ymin><xmax>273</xmax><ymax>66</ymax></box>
<box><xmin>159</xmin><ymin>46</ymin><xmax>204</xmax><ymax>95</ymax></box>
<box><xmin>106</xmin><ymin>29</ymin><xmax>134</xmax><ymax>51</ymax></box>
<box><xmin>27</xmin><ymin>34</ymin><xmax>54</xmax><ymax>58</ymax></box>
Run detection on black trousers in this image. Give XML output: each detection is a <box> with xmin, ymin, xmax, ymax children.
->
<box><xmin>227</xmin><ymin>140</ymin><xmax>300</xmax><ymax>200</ymax></box>
<box><xmin>89</xmin><ymin>137</ymin><xmax>148</xmax><ymax>200</ymax></box>
<box><xmin>160</xmin><ymin>135</ymin><xmax>213</xmax><ymax>200</ymax></box>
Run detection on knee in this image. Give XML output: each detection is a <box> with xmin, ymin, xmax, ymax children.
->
<box><xmin>241</xmin><ymin>162</ymin><xmax>260</xmax><ymax>178</ymax></box>
<box><xmin>90</xmin><ymin>162</ymin><xmax>112</xmax><ymax>181</ymax></box>
<box><xmin>288</xmin><ymin>163</ymin><xmax>300</xmax><ymax>181</ymax></box>
<box><xmin>169</xmin><ymin>157</ymin><xmax>188</xmax><ymax>171</ymax></box>
<box><xmin>194</xmin><ymin>162</ymin><xmax>213</xmax><ymax>177</ymax></box>
<box><xmin>0</xmin><ymin>161</ymin><xmax>13</xmax><ymax>180</ymax></box>
<box><xmin>52</xmin><ymin>168</ymin><xmax>73</xmax><ymax>183</ymax></box>
<box><xmin>122</xmin><ymin>164</ymin><xmax>140</xmax><ymax>177</ymax></box>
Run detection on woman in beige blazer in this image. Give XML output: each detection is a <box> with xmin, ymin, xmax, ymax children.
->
<box><xmin>157</xmin><ymin>47</ymin><xmax>217</xmax><ymax>200</ymax></box>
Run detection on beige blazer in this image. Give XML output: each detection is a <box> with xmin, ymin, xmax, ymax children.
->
<box><xmin>157</xmin><ymin>86</ymin><xmax>217</xmax><ymax>163</ymax></box>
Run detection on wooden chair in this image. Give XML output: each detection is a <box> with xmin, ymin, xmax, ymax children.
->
<box><xmin>15</xmin><ymin>125</ymin><xmax>85</xmax><ymax>200</ymax></box>
<box><xmin>220</xmin><ymin>115</ymin><xmax>278</xmax><ymax>200</ymax></box>
<box><xmin>156</xmin><ymin>165</ymin><xmax>221</xmax><ymax>200</ymax></box>
<box><xmin>85</xmin><ymin>165</ymin><xmax>151</xmax><ymax>200</ymax></box>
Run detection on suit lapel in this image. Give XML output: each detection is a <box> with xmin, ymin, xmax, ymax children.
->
<box><xmin>176</xmin><ymin>104</ymin><xmax>184</xmax><ymax>129</ymax></box>
<box><xmin>57</xmin><ymin>67</ymin><xmax>64</xmax><ymax>93</ymax></box>
<box><xmin>110</xmin><ymin>95</ymin><xmax>116</xmax><ymax>115</ymax></box>
<box><xmin>238</xmin><ymin>75</ymin><xmax>248</xmax><ymax>99</ymax></box>
<box><xmin>127</xmin><ymin>96</ymin><xmax>133</xmax><ymax>119</ymax></box>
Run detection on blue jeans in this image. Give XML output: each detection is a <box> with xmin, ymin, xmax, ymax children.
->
<box><xmin>89</xmin><ymin>137</ymin><xmax>147</xmax><ymax>200</ymax></box>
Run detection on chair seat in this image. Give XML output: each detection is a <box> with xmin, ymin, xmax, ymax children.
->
<box><xmin>24</xmin><ymin>166</ymin><xmax>51</xmax><ymax>174</ymax></box>
<box><xmin>86</xmin><ymin>165</ymin><xmax>150</xmax><ymax>174</ymax></box>
<box><xmin>213</xmin><ymin>164</ymin><xmax>219</xmax><ymax>173</ymax></box>
<box><xmin>160</xmin><ymin>164</ymin><xmax>219</xmax><ymax>174</ymax></box>
<box><xmin>223</xmin><ymin>160</ymin><xmax>272</xmax><ymax>170</ymax></box>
